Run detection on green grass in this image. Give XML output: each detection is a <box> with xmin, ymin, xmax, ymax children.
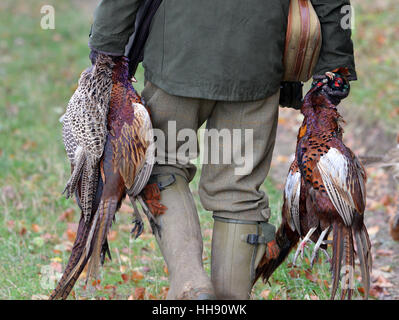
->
<box><xmin>0</xmin><ymin>0</ymin><xmax>391</xmax><ymax>300</ymax></box>
<box><xmin>349</xmin><ymin>0</ymin><xmax>399</xmax><ymax>133</ymax></box>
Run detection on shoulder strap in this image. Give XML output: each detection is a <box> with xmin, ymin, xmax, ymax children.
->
<box><xmin>125</xmin><ymin>0</ymin><xmax>163</xmax><ymax>78</ymax></box>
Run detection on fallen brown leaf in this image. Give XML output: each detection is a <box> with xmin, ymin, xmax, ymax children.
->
<box><xmin>288</xmin><ymin>269</ymin><xmax>301</xmax><ymax>279</ymax></box>
<box><xmin>160</xmin><ymin>287</ymin><xmax>169</xmax><ymax>299</ymax></box>
<box><xmin>121</xmin><ymin>273</ymin><xmax>129</xmax><ymax>283</ymax></box>
<box><xmin>304</xmin><ymin>269</ymin><xmax>318</xmax><ymax>283</ymax></box>
<box><xmin>119</xmin><ymin>202</ymin><xmax>133</xmax><ymax>214</ymax></box>
<box><xmin>104</xmin><ymin>284</ymin><xmax>116</xmax><ymax>290</ymax></box>
<box><xmin>163</xmin><ymin>265</ymin><xmax>169</xmax><ymax>275</ymax></box>
<box><xmin>120</xmin><ymin>265</ymin><xmax>127</xmax><ymax>273</ymax></box>
<box><xmin>58</xmin><ymin>208</ymin><xmax>75</xmax><ymax>222</ymax></box>
<box><xmin>380</xmin><ymin>265</ymin><xmax>392</xmax><ymax>273</ymax></box>
<box><xmin>22</xmin><ymin>140</ymin><xmax>37</xmax><ymax>151</ymax></box>
<box><xmin>134</xmin><ymin>287</ymin><xmax>146</xmax><ymax>300</ymax></box>
<box><xmin>376</xmin><ymin>249</ymin><xmax>394</xmax><ymax>256</ymax></box>
<box><xmin>31</xmin><ymin>224</ymin><xmax>41</xmax><ymax>233</ymax></box>
<box><xmin>66</xmin><ymin>229</ymin><xmax>76</xmax><ymax>242</ymax></box>
<box><xmin>50</xmin><ymin>262</ymin><xmax>62</xmax><ymax>273</ymax></box>
<box><xmin>367</xmin><ymin>225</ymin><xmax>380</xmax><ymax>236</ymax></box>
<box><xmin>19</xmin><ymin>227</ymin><xmax>27</xmax><ymax>236</ymax></box>
<box><xmin>131</xmin><ymin>270</ymin><xmax>144</xmax><ymax>282</ymax></box>
<box><xmin>108</xmin><ymin>230</ymin><xmax>118</xmax><ymax>241</ymax></box>
<box><xmin>276</xmin><ymin>155</ymin><xmax>289</xmax><ymax>163</ymax></box>
<box><xmin>381</xmin><ymin>195</ymin><xmax>394</xmax><ymax>206</ymax></box>
<box><xmin>260</xmin><ymin>289</ymin><xmax>270</xmax><ymax>299</ymax></box>
<box><xmin>369</xmin><ymin>286</ymin><xmax>380</xmax><ymax>298</ymax></box>
<box><xmin>374</xmin><ymin>275</ymin><xmax>393</xmax><ymax>288</ymax></box>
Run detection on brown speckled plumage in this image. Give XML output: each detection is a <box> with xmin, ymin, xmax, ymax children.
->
<box><xmin>256</xmin><ymin>87</ymin><xmax>372</xmax><ymax>300</ymax></box>
<box><xmin>50</xmin><ymin>55</ymin><xmax>154</xmax><ymax>300</ymax></box>
<box><xmin>62</xmin><ymin>55</ymin><xmax>114</xmax><ymax>224</ymax></box>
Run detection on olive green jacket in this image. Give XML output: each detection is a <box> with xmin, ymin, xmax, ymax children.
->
<box><xmin>89</xmin><ymin>0</ymin><xmax>357</xmax><ymax>101</ymax></box>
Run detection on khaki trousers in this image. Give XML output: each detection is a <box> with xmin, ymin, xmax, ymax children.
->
<box><xmin>142</xmin><ymin>82</ymin><xmax>279</xmax><ymax>222</ymax></box>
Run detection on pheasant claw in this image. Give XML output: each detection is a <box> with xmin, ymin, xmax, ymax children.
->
<box><xmin>131</xmin><ymin>219</ymin><xmax>144</xmax><ymax>239</ymax></box>
<box><xmin>310</xmin><ymin>227</ymin><xmax>330</xmax><ymax>267</ymax></box>
<box><xmin>293</xmin><ymin>227</ymin><xmax>317</xmax><ymax>266</ymax></box>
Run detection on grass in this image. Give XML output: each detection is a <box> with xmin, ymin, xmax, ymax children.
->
<box><xmin>349</xmin><ymin>0</ymin><xmax>399</xmax><ymax>133</ymax></box>
<box><xmin>0</xmin><ymin>0</ymin><xmax>394</xmax><ymax>300</ymax></box>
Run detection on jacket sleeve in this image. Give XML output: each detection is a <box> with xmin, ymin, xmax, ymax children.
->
<box><xmin>311</xmin><ymin>0</ymin><xmax>357</xmax><ymax>80</ymax></box>
<box><xmin>89</xmin><ymin>0</ymin><xmax>144</xmax><ymax>56</ymax></box>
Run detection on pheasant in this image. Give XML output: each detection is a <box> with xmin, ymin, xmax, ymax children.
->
<box><xmin>256</xmin><ymin>86</ymin><xmax>372</xmax><ymax>299</ymax></box>
<box><xmin>50</xmin><ymin>54</ymin><xmax>164</xmax><ymax>300</ymax></box>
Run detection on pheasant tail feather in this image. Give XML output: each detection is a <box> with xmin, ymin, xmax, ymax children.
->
<box><xmin>354</xmin><ymin>225</ymin><xmax>372</xmax><ymax>299</ymax></box>
<box><xmin>49</xmin><ymin>198</ymin><xmax>117</xmax><ymax>300</ymax></box>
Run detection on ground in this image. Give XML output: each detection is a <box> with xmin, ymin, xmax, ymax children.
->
<box><xmin>0</xmin><ymin>0</ymin><xmax>397</xmax><ymax>300</ymax></box>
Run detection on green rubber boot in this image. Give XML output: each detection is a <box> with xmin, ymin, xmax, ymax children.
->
<box><xmin>211</xmin><ymin>216</ymin><xmax>276</xmax><ymax>299</ymax></box>
<box><xmin>151</xmin><ymin>174</ymin><xmax>216</xmax><ymax>300</ymax></box>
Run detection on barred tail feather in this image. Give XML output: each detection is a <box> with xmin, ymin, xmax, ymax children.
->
<box><xmin>354</xmin><ymin>225</ymin><xmax>372</xmax><ymax>299</ymax></box>
<box><xmin>86</xmin><ymin>199</ymin><xmax>117</xmax><ymax>281</ymax></box>
<box><xmin>80</xmin><ymin>164</ymin><xmax>99</xmax><ymax>223</ymax></box>
<box><xmin>63</xmin><ymin>147</ymin><xmax>86</xmax><ymax>198</ymax></box>
<box><xmin>340</xmin><ymin>228</ymin><xmax>355</xmax><ymax>300</ymax></box>
<box><xmin>49</xmin><ymin>198</ymin><xmax>117</xmax><ymax>300</ymax></box>
<box><xmin>49</xmin><ymin>214</ymin><xmax>94</xmax><ymax>300</ymax></box>
<box><xmin>63</xmin><ymin>147</ymin><xmax>99</xmax><ymax>225</ymax></box>
<box><xmin>331</xmin><ymin>223</ymin><xmax>369</xmax><ymax>300</ymax></box>
<box><xmin>331</xmin><ymin>223</ymin><xmax>344</xmax><ymax>300</ymax></box>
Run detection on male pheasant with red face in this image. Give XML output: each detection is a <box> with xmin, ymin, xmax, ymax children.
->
<box><xmin>50</xmin><ymin>54</ymin><xmax>164</xmax><ymax>300</ymax></box>
<box><xmin>257</xmin><ymin>85</ymin><xmax>372</xmax><ymax>299</ymax></box>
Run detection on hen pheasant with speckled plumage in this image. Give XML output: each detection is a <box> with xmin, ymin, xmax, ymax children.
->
<box><xmin>50</xmin><ymin>54</ymin><xmax>158</xmax><ymax>299</ymax></box>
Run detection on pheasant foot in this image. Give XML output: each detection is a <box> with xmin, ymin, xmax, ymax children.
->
<box><xmin>310</xmin><ymin>227</ymin><xmax>330</xmax><ymax>267</ymax></box>
<box><xmin>293</xmin><ymin>227</ymin><xmax>317</xmax><ymax>266</ymax></box>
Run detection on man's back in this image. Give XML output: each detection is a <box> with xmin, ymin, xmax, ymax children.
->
<box><xmin>142</xmin><ymin>0</ymin><xmax>289</xmax><ymax>101</ymax></box>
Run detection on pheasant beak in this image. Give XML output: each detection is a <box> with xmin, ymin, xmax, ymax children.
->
<box><xmin>325</xmin><ymin>72</ymin><xmax>335</xmax><ymax>80</ymax></box>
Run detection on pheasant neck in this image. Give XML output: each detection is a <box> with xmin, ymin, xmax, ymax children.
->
<box><xmin>111</xmin><ymin>57</ymin><xmax>130</xmax><ymax>84</ymax></box>
<box><xmin>302</xmin><ymin>94</ymin><xmax>342</xmax><ymax>137</ymax></box>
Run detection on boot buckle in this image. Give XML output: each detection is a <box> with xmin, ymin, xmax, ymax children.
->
<box><xmin>246</xmin><ymin>234</ymin><xmax>266</xmax><ymax>245</ymax></box>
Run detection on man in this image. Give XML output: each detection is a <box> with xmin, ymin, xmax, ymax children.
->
<box><xmin>88</xmin><ymin>0</ymin><xmax>356</xmax><ymax>299</ymax></box>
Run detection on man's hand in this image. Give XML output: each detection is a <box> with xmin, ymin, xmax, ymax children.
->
<box><xmin>311</xmin><ymin>67</ymin><xmax>351</xmax><ymax>106</ymax></box>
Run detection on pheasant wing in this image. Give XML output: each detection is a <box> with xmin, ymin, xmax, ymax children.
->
<box><xmin>284</xmin><ymin>160</ymin><xmax>302</xmax><ymax>234</ymax></box>
<box><xmin>317</xmin><ymin>147</ymin><xmax>366</xmax><ymax>226</ymax></box>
